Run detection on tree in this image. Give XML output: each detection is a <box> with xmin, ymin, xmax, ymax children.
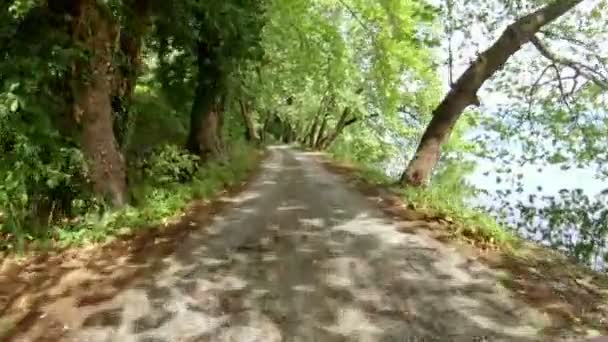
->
<box><xmin>401</xmin><ymin>0</ymin><xmax>585</xmax><ymax>186</ymax></box>
<box><xmin>184</xmin><ymin>1</ymin><xmax>266</xmax><ymax>159</ymax></box>
<box><xmin>248</xmin><ymin>0</ymin><xmax>439</xmax><ymax>155</ymax></box>
<box><xmin>113</xmin><ymin>0</ymin><xmax>152</xmax><ymax>148</ymax></box>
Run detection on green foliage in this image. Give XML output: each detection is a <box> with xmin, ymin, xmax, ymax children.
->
<box><xmin>0</xmin><ymin>87</ymin><xmax>94</xmax><ymax>250</ymax></box>
<box><xmin>52</xmin><ymin>142</ymin><xmax>259</xmax><ymax>247</ymax></box>
<box><xmin>401</xmin><ymin>161</ymin><xmax>517</xmax><ymax>247</ymax></box>
<box><xmin>126</xmin><ymin>87</ymin><xmax>189</xmax><ymax>152</ymax></box>
<box><xmin>0</xmin><ymin>0</ymin><xmax>270</xmax><ymax>252</ymax></box>
<box><xmin>1</xmin><ymin>0</ymin><xmax>605</xmax><ymax>271</ymax></box>
<box><xmin>333</xmin><ymin>145</ymin><xmax>517</xmax><ymax>248</ymax></box>
<box><xmin>141</xmin><ymin>145</ymin><xmax>199</xmax><ymax>185</ymax></box>
<box><xmin>247</xmin><ymin>0</ymin><xmax>441</xmax><ymax>151</ymax></box>
<box><xmin>330</xmin><ymin>127</ymin><xmax>395</xmax><ymax>167</ymax></box>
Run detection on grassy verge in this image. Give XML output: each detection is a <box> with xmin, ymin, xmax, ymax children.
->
<box><xmin>328</xmin><ymin>154</ymin><xmax>519</xmax><ymax>250</ymax></box>
<box><xmin>398</xmin><ymin>180</ymin><xmax>519</xmax><ymax>248</ymax></box>
<box><xmin>0</xmin><ymin>143</ymin><xmax>263</xmax><ymax>340</ymax></box>
<box><xmin>16</xmin><ymin>143</ymin><xmax>262</xmax><ymax>251</ymax></box>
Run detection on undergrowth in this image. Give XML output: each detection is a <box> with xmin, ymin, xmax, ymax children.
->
<box><xmin>52</xmin><ymin>143</ymin><xmax>260</xmax><ymax>248</ymax></box>
<box><xmin>400</xmin><ymin>181</ymin><xmax>518</xmax><ymax>248</ymax></box>
<box><xmin>0</xmin><ymin>83</ymin><xmax>261</xmax><ymax>252</ymax></box>
<box><xmin>330</xmin><ymin>152</ymin><xmax>518</xmax><ymax>249</ymax></box>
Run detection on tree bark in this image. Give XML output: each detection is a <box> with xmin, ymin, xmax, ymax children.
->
<box><xmin>187</xmin><ymin>94</ymin><xmax>223</xmax><ymax>160</ymax></box>
<box><xmin>314</xmin><ymin>114</ymin><xmax>329</xmax><ymax>149</ymax></box>
<box><xmin>306</xmin><ymin>113</ymin><xmax>321</xmax><ymax>148</ymax></box>
<box><xmin>239</xmin><ymin>99</ymin><xmax>260</xmax><ymax>143</ymax></box>
<box><xmin>203</xmin><ymin>109</ymin><xmax>223</xmax><ymax>158</ymax></box>
<box><xmin>68</xmin><ymin>0</ymin><xmax>128</xmax><ymax>207</ymax></box>
<box><xmin>401</xmin><ymin>0</ymin><xmax>583</xmax><ymax>186</ymax></box>
<box><xmin>260</xmin><ymin>111</ymin><xmax>274</xmax><ymax>142</ymax></box>
<box><xmin>282</xmin><ymin>120</ymin><xmax>295</xmax><ymax>143</ymax></box>
<box><xmin>113</xmin><ymin>0</ymin><xmax>151</xmax><ymax>148</ymax></box>
<box><xmin>319</xmin><ymin>107</ymin><xmax>354</xmax><ymax>150</ymax></box>
<box><xmin>186</xmin><ymin>40</ymin><xmax>223</xmax><ymax>160</ymax></box>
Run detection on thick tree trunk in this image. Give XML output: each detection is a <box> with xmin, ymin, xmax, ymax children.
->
<box><xmin>187</xmin><ymin>93</ymin><xmax>223</xmax><ymax>160</ymax></box>
<box><xmin>69</xmin><ymin>0</ymin><xmax>127</xmax><ymax>207</ymax></box>
<box><xmin>401</xmin><ymin>0</ymin><xmax>583</xmax><ymax>186</ymax></box>
<box><xmin>200</xmin><ymin>109</ymin><xmax>223</xmax><ymax>159</ymax></box>
<box><xmin>239</xmin><ymin>99</ymin><xmax>259</xmax><ymax>143</ymax></box>
<box><xmin>187</xmin><ymin>40</ymin><xmax>223</xmax><ymax>159</ymax></box>
<box><xmin>113</xmin><ymin>0</ymin><xmax>151</xmax><ymax>148</ymax></box>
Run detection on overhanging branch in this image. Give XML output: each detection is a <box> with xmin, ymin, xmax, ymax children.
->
<box><xmin>336</xmin><ymin>0</ymin><xmax>373</xmax><ymax>35</ymax></box>
<box><xmin>531</xmin><ymin>35</ymin><xmax>608</xmax><ymax>91</ymax></box>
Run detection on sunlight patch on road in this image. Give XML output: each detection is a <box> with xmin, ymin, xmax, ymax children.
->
<box><xmin>277</xmin><ymin>204</ymin><xmax>308</xmax><ymax>211</ymax></box>
<box><xmin>261</xmin><ymin>253</ymin><xmax>277</xmax><ymax>262</ymax></box>
<box><xmin>298</xmin><ymin>217</ymin><xmax>325</xmax><ymax>228</ymax></box>
<box><xmin>323</xmin><ymin>305</ymin><xmax>384</xmax><ymax>337</ymax></box>
<box><xmin>292</xmin><ymin>284</ymin><xmax>316</xmax><ymax>293</ymax></box>
<box><xmin>331</xmin><ymin>215</ymin><xmax>407</xmax><ymax>246</ymax></box>
<box><xmin>296</xmin><ymin>247</ymin><xmax>316</xmax><ymax>254</ymax></box>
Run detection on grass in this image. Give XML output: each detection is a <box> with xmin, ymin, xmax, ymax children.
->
<box><xmin>399</xmin><ymin>184</ymin><xmax>519</xmax><ymax>248</ymax></box>
<box><xmin>330</xmin><ymin>153</ymin><xmax>519</xmax><ymax>249</ymax></box>
<box><xmin>42</xmin><ymin>143</ymin><xmax>261</xmax><ymax>248</ymax></box>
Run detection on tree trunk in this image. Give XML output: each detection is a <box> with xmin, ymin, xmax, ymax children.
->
<box><xmin>300</xmin><ymin>121</ymin><xmax>312</xmax><ymax>144</ymax></box>
<box><xmin>306</xmin><ymin>114</ymin><xmax>321</xmax><ymax>148</ymax></box>
<box><xmin>401</xmin><ymin>0</ymin><xmax>583</xmax><ymax>186</ymax></box>
<box><xmin>320</xmin><ymin>107</ymin><xmax>354</xmax><ymax>150</ymax></box>
<box><xmin>69</xmin><ymin>0</ymin><xmax>127</xmax><ymax>207</ymax></box>
<box><xmin>201</xmin><ymin>109</ymin><xmax>223</xmax><ymax>159</ymax></box>
<box><xmin>113</xmin><ymin>0</ymin><xmax>151</xmax><ymax>148</ymax></box>
<box><xmin>187</xmin><ymin>95</ymin><xmax>223</xmax><ymax>160</ymax></box>
<box><xmin>282</xmin><ymin>121</ymin><xmax>295</xmax><ymax>143</ymax></box>
<box><xmin>314</xmin><ymin>114</ymin><xmax>328</xmax><ymax>149</ymax></box>
<box><xmin>187</xmin><ymin>40</ymin><xmax>223</xmax><ymax>159</ymax></box>
<box><xmin>239</xmin><ymin>99</ymin><xmax>259</xmax><ymax>143</ymax></box>
<box><xmin>260</xmin><ymin>111</ymin><xmax>274</xmax><ymax>142</ymax></box>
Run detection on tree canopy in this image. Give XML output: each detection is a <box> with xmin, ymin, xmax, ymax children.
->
<box><xmin>1</xmin><ymin>0</ymin><xmax>607</xmax><ymax>266</ymax></box>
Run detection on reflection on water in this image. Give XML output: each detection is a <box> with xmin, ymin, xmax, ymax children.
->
<box><xmin>469</xmin><ymin>161</ymin><xmax>608</xmax><ymax>271</ymax></box>
<box><xmin>380</xmin><ymin>155</ymin><xmax>608</xmax><ymax>270</ymax></box>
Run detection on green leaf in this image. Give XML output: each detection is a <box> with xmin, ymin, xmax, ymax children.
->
<box><xmin>10</xmin><ymin>98</ymin><xmax>19</xmax><ymax>112</ymax></box>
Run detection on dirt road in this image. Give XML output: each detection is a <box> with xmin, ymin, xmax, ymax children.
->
<box><xmin>14</xmin><ymin>146</ymin><xmax>556</xmax><ymax>341</ymax></box>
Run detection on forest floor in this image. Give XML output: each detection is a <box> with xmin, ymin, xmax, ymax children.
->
<box><xmin>1</xmin><ymin>146</ymin><xmax>607</xmax><ymax>341</ymax></box>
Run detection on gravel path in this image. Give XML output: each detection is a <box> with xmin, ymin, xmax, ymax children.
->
<box><xmin>17</xmin><ymin>146</ymin><xmax>553</xmax><ymax>341</ymax></box>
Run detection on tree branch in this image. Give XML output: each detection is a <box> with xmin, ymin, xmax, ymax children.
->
<box><xmin>446</xmin><ymin>0</ymin><xmax>455</xmax><ymax>87</ymax></box>
<box><xmin>549</xmin><ymin>64</ymin><xmax>573</xmax><ymax>113</ymax></box>
<box><xmin>336</xmin><ymin>0</ymin><xmax>373</xmax><ymax>35</ymax></box>
<box><xmin>531</xmin><ymin>35</ymin><xmax>608</xmax><ymax>90</ymax></box>
<box><xmin>527</xmin><ymin>64</ymin><xmax>552</xmax><ymax>117</ymax></box>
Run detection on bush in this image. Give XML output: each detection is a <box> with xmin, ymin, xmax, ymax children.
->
<box><xmin>0</xmin><ymin>91</ymin><xmax>94</xmax><ymax>251</ymax></box>
<box><xmin>140</xmin><ymin>144</ymin><xmax>199</xmax><ymax>185</ymax></box>
<box><xmin>51</xmin><ymin>142</ymin><xmax>260</xmax><ymax>248</ymax></box>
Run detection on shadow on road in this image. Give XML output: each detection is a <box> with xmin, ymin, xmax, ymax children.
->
<box><xmin>5</xmin><ymin>147</ymin><xmax>568</xmax><ymax>341</ymax></box>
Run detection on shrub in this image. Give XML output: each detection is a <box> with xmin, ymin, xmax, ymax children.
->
<box><xmin>140</xmin><ymin>144</ymin><xmax>200</xmax><ymax>185</ymax></box>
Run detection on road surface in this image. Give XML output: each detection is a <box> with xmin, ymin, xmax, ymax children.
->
<box><xmin>17</xmin><ymin>146</ymin><xmax>553</xmax><ymax>341</ymax></box>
